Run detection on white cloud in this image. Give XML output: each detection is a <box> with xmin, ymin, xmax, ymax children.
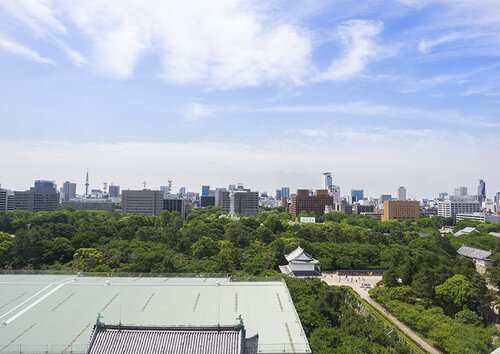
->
<box><xmin>184</xmin><ymin>103</ymin><xmax>214</xmax><ymax>122</ymax></box>
<box><xmin>322</xmin><ymin>20</ymin><xmax>384</xmax><ymax>81</ymax></box>
<box><xmin>0</xmin><ymin>34</ymin><xmax>54</xmax><ymax>64</ymax></box>
<box><xmin>418</xmin><ymin>32</ymin><xmax>465</xmax><ymax>53</ymax></box>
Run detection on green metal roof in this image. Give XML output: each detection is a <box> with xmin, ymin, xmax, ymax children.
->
<box><xmin>0</xmin><ymin>274</ymin><xmax>310</xmax><ymax>353</ymax></box>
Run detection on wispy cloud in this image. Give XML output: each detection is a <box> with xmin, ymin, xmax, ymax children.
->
<box><xmin>184</xmin><ymin>103</ymin><xmax>214</xmax><ymax>122</ymax></box>
<box><xmin>418</xmin><ymin>32</ymin><xmax>464</xmax><ymax>53</ymax></box>
<box><xmin>0</xmin><ymin>34</ymin><xmax>54</xmax><ymax>64</ymax></box>
<box><xmin>322</xmin><ymin>20</ymin><xmax>385</xmax><ymax>81</ymax></box>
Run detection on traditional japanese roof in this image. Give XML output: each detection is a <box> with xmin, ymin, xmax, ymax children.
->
<box><xmin>454</xmin><ymin>227</ymin><xmax>478</xmax><ymax>236</ymax></box>
<box><xmin>489</xmin><ymin>232</ymin><xmax>500</xmax><ymax>238</ymax></box>
<box><xmin>456</xmin><ymin>245</ymin><xmax>492</xmax><ymax>260</ymax></box>
<box><xmin>85</xmin><ymin>324</ymin><xmax>258</xmax><ymax>354</ymax></box>
<box><xmin>279</xmin><ymin>265</ymin><xmax>322</xmax><ymax>278</ymax></box>
<box><xmin>284</xmin><ymin>247</ymin><xmax>319</xmax><ymax>264</ymax></box>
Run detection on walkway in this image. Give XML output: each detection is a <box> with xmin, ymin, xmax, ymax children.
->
<box><xmin>322</xmin><ymin>273</ymin><xmax>440</xmax><ymax>354</ymax></box>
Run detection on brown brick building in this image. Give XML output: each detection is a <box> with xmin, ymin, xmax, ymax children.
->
<box><xmin>291</xmin><ymin>189</ymin><xmax>334</xmax><ymax>217</ymax></box>
<box><xmin>382</xmin><ymin>200</ymin><xmax>420</xmax><ymax>222</ymax></box>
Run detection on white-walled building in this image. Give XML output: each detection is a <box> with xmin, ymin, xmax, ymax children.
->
<box><xmin>456</xmin><ymin>212</ymin><xmax>500</xmax><ymax>223</ymax></box>
<box><xmin>279</xmin><ymin>247</ymin><xmax>322</xmax><ymax>277</ymax></box>
<box><xmin>437</xmin><ymin>200</ymin><xmax>481</xmax><ymax>220</ymax></box>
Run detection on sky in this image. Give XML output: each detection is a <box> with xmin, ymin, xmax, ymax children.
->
<box><xmin>0</xmin><ymin>0</ymin><xmax>499</xmax><ymax>200</ymax></box>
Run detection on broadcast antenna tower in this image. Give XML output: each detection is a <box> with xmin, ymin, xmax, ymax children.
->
<box><xmin>85</xmin><ymin>171</ymin><xmax>89</xmax><ymax>196</ymax></box>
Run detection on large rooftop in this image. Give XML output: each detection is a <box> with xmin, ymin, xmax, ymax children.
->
<box><xmin>0</xmin><ymin>274</ymin><xmax>310</xmax><ymax>353</ymax></box>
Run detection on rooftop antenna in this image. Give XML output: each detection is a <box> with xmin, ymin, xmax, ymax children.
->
<box><xmin>103</xmin><ymin>182</ymin><xmax>108</xmax><ymax>194</ymax></box>
<box><xmin>143</xmin><ymin>181</ymin><xmax>147</xmax><ymax>190</ymax></box>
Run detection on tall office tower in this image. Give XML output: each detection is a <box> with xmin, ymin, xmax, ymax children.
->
<box><xmin>0</xmin><ymin>188</ymin><xmax>7</xmax><ymax>210</ymax></box>
<box><xmin>454</xmin><ymin>186</ymin><xmax>467</xmax><ymax>197</ymax></box>
<box><xmin>351</xmin><ymin>189</ymin><xmax>364</xmax><ymax>202</ymax></box>
<box><xmin>201</xmin><ymin>185</ymin><xmax>210</xmax><ymax>196</ymax></box>
<box><xmin>179</xmin><ymin>187</ymin><xmax>186</xmax><ymax>195</ymax></box>
<box><xmin>14</xmin><ymin>180</ymin><xmax>60</xmax><ymax>212</ymax></box>
<box><xmin>276</xmin><ymin>189</ymin><xmax>282</xmax><ymax>201</ymax></box>
<box><xmin>291</xmin><ymin>189</ymin><xmax>333</xmax><ymax>217</ymax></box>
<box><xmin>496</xmin><ymin>192</ymin><xmax>500</xmax><ymax>203</ymax></box>
<box><xmin>6</xmin><ymin>192</ymin><xmax>14</xmax><ymax>210</ymax></box>
<box><xmin>62</xmin><ymin>181</ymin><xmax>77</xmax><ymax>202</ymax></box>
<box><xmin>382</xmin><ymin>201</ymin><xmax>420</xmax><ymax>222</ymax></box>
<box><xmin>109</xmin><ymin>185</ymin><xmax>120</xmax><ymax>198</ymax></box>
<box><xmin>160</xmin><ymin>186</ymin><xmax>169</xmax><ymax>196</ymax></box>
<box><xmin>215</xmin><ymin>188</ymin><xmax>230</xmax><ymax>212</ymax></box>
<box><xmin>438</xmin><ymin>192</ymin><xmax>448</xmax><ymax>200</ymax></box>
<box><xmin>323</xmin><ymin>172</ymin><xmax>333</xmax><ymax>190</ymax></box>
<box><xmin>281</xmin><ymin>187</ymin><xmax>290</xmax><ymax>199</ymax></box>
<box><xmin>397</xmin><ymin>186</ymin><xmax>406</xmax><ymax>201</ymax></box>
<box><xmin>122</xmin><ymin>190</ymin><xmax>164</xmax><ymax>216</ymax></box>
<box><xmin>229</xmin><ymin>184</ymin><xmax>259</xmax><ymax>217</ymax></box>
<box><xmin>477</xmin><ymin>179</ymin><xmax>486</xmax><ymax>202</ymax></box>
<box><xmin>85</xmin><ymin>171</ymin><xmax>89</xmax><ymax>196</ymax></box>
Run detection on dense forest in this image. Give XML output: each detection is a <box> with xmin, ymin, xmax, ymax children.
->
<box><xmin>0</xmin><ymin>207</ymin><xmax>499</xmax><ymax>352</ymax></box>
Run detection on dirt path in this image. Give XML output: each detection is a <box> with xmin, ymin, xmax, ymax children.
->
<box><xmin>322</xmin><ymin>273</ymin><xmax>440</xmax><ymax>354</ymax></box>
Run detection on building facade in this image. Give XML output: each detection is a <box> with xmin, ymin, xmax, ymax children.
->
<box><xmin>437</xmin><ymin>200</ymin><xmax>481</xmax><ymax>220</ymax></box>
<box><xmin>61</xmin><ymin>200</ymin><xmax>116</xmax><ymax>212</ymax></box>
<box><xmin>397</xmin><ymin>186</ymin><xmax>406</xmax><ymax>201</ymax></box>
<box><xmin>200</xmin><ymin>196</ymin><xmax>216</xmax><ymax>207</ymax></box>
<box><xmin>62</xmin><ymin>181</ymin><xmax>77</xmax><ymax>202</ymax></box>
<box><xmin>291</xmin><ymin>189</ymin><xmax>333</xmax><ymax>217</ymax></box>
<box><xmin>122</xmin><ymin>190</ymin><xmax>164</xmax><ymax>216</ymax></box>
<box><xmin>163</xmin><ymin>198</ymin><xmax>185</xmax><ymax>218</ymax></box>
<box><xmin>382</xmin><ymin>200</ymin><xmax>419</xmax><ymax>222</ymax></box>
<box><xmin>201</xmin><ymin>185</ymin><xmax>210</xmax><ymax>196</ymax></box>
<box><xmin>456</xmin><ymin>212</ymin><xmax>500</xmax><ymax>223</ymax></box>
<box><xmin>229</xmin><ymin>185</ymin><xmax>259</xmax><ymax>217</ymax></box>
<box><xmin>477</xmin><ymin>179</ymin><xmax>486</xmax><ymax>202</ymax></box>
<box><xmin>14</xmin><ymin>180</ymin><xmax>60</xmax><ymax>212</ymax></box>
<box><xmin>215</xmin><ymin>189</ymin><xmax>231</xmax><ymax>213</ymax></box>
<box><xmin>108</xmin><ymin>185</ymin><xmax>120</xmax><ymax>198</ymax></box>
<box><xmin>454</xmin><ymin>186</ymin><xmax>468</xmax><ymax>197</ymax></box>
<box><xmin>351</xmin><ymin>189</ymin><xmax>364</xmax><ymax>202</ymax></box>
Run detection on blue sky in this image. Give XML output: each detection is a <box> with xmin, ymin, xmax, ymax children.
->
<box><xmin>0</xmin><ymin>0</ymin><xmax>499</xmax><ymax>199</ymax></box>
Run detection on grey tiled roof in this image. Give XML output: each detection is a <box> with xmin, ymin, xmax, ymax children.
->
<box><xmin>86</xmin><ymin>325</ymin><xmax>258</xmax><ymax>354</ymax></box>
<box><xmin>457</xmin><ymin>245</ymin><xmax>492</xmax><ymax>260</ymax></box>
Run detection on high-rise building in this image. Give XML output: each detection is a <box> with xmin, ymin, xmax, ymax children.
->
<box><xmin>382</xmin><ymin>201</ymin><xmax>419</xmax><ymax>222</ymax></box>
<box><xmin>229</xmin><ymin>184</ymin><xmax>259</xmax><ymax>217</ymax></box>
<box><xmin>122</xmin><ymin>190</ymin><xmax>164</xmax><ymax>216</ymax></box>
<box><xmin>14</xmin><ymin>180</ymin><xmax>60</xmax><ymax>212</ymax></box>
<box><xmin>281</xmin><ymin>187</ymin><xmax>290</xmax><ymax>199</ymax></box>
<box><xmin>331</xmin><ymin>185</ymin><xmax>341</xmax><ymax>203</ymax></box>
<box><xmin>62</xmin><ymin>181</ymin><xmax>77</xmax><ymax>202</ymax></box>
<box><xmin>438</xmin><ymin>192</ymin><xmax>448</xmax><ymax>200</ymax></box>
<box><xmin>454</xmin><ymin>186</ymin><xmax>467</xmax><ymax>197</ymax></box>
<box><xmin>323</xmin><ymin>172</ymin><xmax>332</xmax><ymax>190</ymax></box>
<box><xmin>495</xmin><ymin>192</ymin><xmax>500</xmax><ymax>203</ymax></box>
<box><xmin>291</xmin><ymin>189</ymin><xmax>333</xmax><ymax>217</ymax></box>
<box><xmin>228</xmin><ymin>184</ymin><xmax>236</xmax><ymax>191</ymax></box>
<box><xmin>109</xmin><ymin>185</ymin><xmax>120</xmax><ymax>198</ymax></box>
<box><xmin>200</xmin><ymin>196</ymin><xmax>216</xmax><ymax>207</ymax></box>
<box><xmin>201</xmin><ymin>185</ymin><xmax>210</xmax><ymax>197</ymax></box>
<box><xmin>437</xmin><ymin>200</ymin><xmax>481</xmax><ymax>220</ymax></box>
<box><xmin>351</xmin><ymin>189</ymin><xmax>364</xmax><ymax>202</ymax></box>
<box><xmin>0</xmin><ymin>188</ymin><xmax>7</xmax><ymax>211</ymax></box>
<box><xmin>380</xmin><ymin>194</ymin><xmax>392</xmax><ymax>204</ymax></box>
<box><xmin>215</xmin><ymin>188</ymin><xmax>230</xmax><ymax>213</ymax></box>
<box><xmin>276</xmin><ymin>189</ymin><xmax>282</xmax><ymax>201</ymax></box>
<box><xmin>179</xmin><ymin>187</ymin><xmax>186</xmax><ymax>196</ymax></box>
<box><xmin>163</xmin><ymin>198</ymin><xmax>185</xmax><ymax>219</ymax></box>
<box><xmin>397</xmin><ymin>186</ymin><xmax>406</xmax><ymax>201</ymax></box>
<box><xmin>477</xmin><ymin>179</ymin><xmax>486</xmax><ymax>202</ymax></box>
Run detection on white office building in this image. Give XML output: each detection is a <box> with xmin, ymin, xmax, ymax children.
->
<box><xmin>437</xmin><ymin>200</ymin><xmax>481</xmax><ymax>220</ymax></box>
<box><xmin>456</xmin><ymin>212</ymin><xmax>500</xmax><ymax>223</ymax></box>
<box><xmin>397</xmin><ymin>186</ymin><xmax>406</xmax><ymax>201</ymax></box>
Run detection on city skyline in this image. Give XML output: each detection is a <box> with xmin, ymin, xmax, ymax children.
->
<box><xmin>0</xmin><ymin>1</ymin><xmax>499</xmax><ymax>200</ymax></box>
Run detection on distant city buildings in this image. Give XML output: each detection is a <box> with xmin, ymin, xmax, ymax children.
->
<box><xmin>122</xmin><ymin>190</ymin><xmax>164</xmax><ymax>216</ymax></box>
<box><xmin>215</xmin><ymin>188</ymin><xmax>230</xmax><ymax>213</ymax></box>
<box><xmin>164</xmin><ymin>197</ymin><xmax>185</xmax><ymax>218</ymax></box>
<box><xmin>14</xmin><ymin>180</ymin><xmax>60</xmax><ymax>213</ymax></box>
<box><xmin>0</xmin><ymin>187</ymin><xmax>13</xmax><ymax>211</ymax></box>
<box><xmin>397</xmin><ymin>186</ymin><xmax>406</xmax><ymax>201</ymax></box>
<box><xmin>201</xmin><ymin>185</ymin><xmax>210</xmax><ymax>197</ymax></box>
<box><xmin>229</xmin><ymin>184</ymin><xmax>259</xmax><ymax>217</ymax></box>
<box><xmin>108</xmin><ymin>184</ymin><xmax>120</xmax><ymax>198</ymax></box>
<box><xmin>351</xmin><ymin>189</ymin><xmax>364</xmax><ymax>203</ymax></box>
<box><xmin>62</xmin><ymin>199</ymin><xmax>116</xmax><ymax>212</ymax></box>
<box><xmin>380</xmin><ymin>194</ymin><xmax>392</xmax><ymax>204</ymax></box>
<box><xmin>454</xmin><ymin>186</ymin><xmax>468</xmax><ymax>197</ymax></box>
<box><xmin>437</xmin><ymin>200</ymin><xmax>481</xmax><ymax>220</ymax></box>
<box><xmin>281</xmin><ymin>187</ymin><xmax>290</xmax><ymax>199</ymax></box>
<box><xmin>291</xmin><ymin>189</ymin><xmax>333</xmax><ymax>217</ymax></box>
<box><xmin>477</xmin><ymin>179</ymin><xmax>486</xmax><ymax>202</ymax></box>
<box><xmin>200</xmin><ymin>195</ymin><xmax>215</xmax><ymax>207</ymax></box>
<box><xmin>275</xmin><ymin>189</ymin><xmax>282</xmax><ymax>201</ymax></box>
<box><xmin>438</xmin><ymin>192</ymin><xmax>448</xmax><ymax>200</ymax></box>
<box><xmin>455</xmin><ymin>212</ymin><xmax>500</xmax><ymax>223</ymax></box>
<box><xmin>62</xmin><ymin>181</ymin><xmax>76</xmax><ymax>202</ymax></box>
<box><xmin>382</xmin><ymin>200</ymin><xmax>419</xmax><ymax>222</ymax></box>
